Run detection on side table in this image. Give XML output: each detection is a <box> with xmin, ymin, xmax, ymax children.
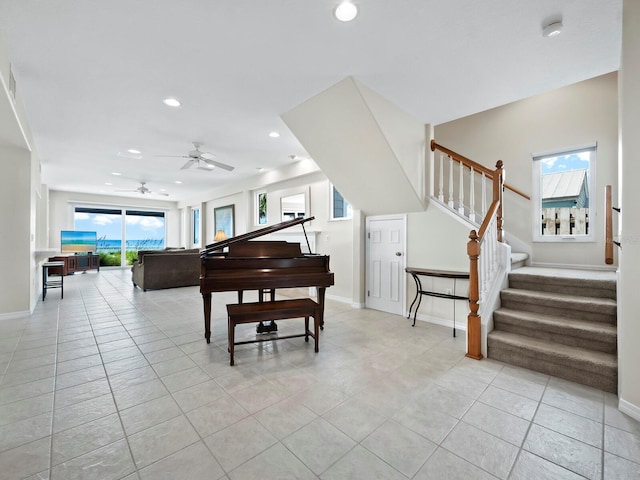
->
<box><xmin>43</xmin><ymin>261</ymin><xmax>65</xmax><ymax>300</ymax></box>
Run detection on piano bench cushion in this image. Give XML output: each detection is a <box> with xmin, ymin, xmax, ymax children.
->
<box><xmin>227</xmin><ymin>298</ymin><xmax>320</xmax><ymax>324</ymax></box>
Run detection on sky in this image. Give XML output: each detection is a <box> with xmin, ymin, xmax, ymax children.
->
<box><xmin>540</xmin><ymin>151</ymin><xmax>590</xmax><ymax>175</ymax></box>
<box><xmin>74</xmin><ymin>212</ymin><xmax>165</xmax><ymax>240</ymax></box>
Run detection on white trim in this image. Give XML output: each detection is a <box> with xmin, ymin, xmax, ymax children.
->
<box><xmin>619</xmin><ymin>397</ymin><xmax>640</xmax><ymax>423</ymax></box>
<box><xmin>68</xmin><ymin>200</ymin><xmax>171</xmax><ymax>212</ymax></box>
<box><xmin>409</xmin><ymin>312</ymin><xmax>467</xmax><ymax>331</ymax></box>
<box><xmin>329</xmin><ymin>183</ymin><xmax>353</xmax><ymax>221</ymax></box>
<box><xmin>0</xmin><ymin>309</ymin><xmax>32</xmax><ymax>321</ymax></box>
<box><xmin>532</xmin><ymin>142</ymin><xmax>597</xmax><ymax>160</ymax></box>
<box><xmin>324</xmin><ymin>293</ymin><xmax>353</xmax><ymax>305</ymax></box>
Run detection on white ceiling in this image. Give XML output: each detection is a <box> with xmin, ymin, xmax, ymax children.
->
<box><xmin>0</xmin><ymin>0</ymin><xmax>622</xmax><ymax>203</ymax></box>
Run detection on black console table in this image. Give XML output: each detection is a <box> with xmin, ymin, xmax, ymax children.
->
<box><xmin>405</xmin><ymin>267</ymin><xmax>469</xmax><ymax>336</ymax></box>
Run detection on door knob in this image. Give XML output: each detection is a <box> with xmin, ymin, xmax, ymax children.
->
<box><xmin>396</xmin><ymin>252</ymin><xmax>402</xmax><ymax>256</ymax></box>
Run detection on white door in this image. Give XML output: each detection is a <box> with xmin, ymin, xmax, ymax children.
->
<box><xmin>366</xmin><ymin>215</ymin><xmax>406</xmax><ymax>315</ymax></box>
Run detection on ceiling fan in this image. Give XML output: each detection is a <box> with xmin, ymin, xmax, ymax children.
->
<box><xmin>117</xmin><ymin>182</ymin><xmax>169</xmax><ymax>196</ymax></box>
<box><xmin>156</xmin><ymin>142</ymin><xmax>235</xmax><ymax>172</ymax></box>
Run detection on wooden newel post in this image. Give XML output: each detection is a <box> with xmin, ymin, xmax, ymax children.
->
<box><xmin>494</xmin><ymin>160</ymin><xmax>504</xmax><ymax>243</ymax></box>
<box><xmin>467</xmin><ymin>229</ymin><xmax>483</xmax><ymax>360</ymax></box>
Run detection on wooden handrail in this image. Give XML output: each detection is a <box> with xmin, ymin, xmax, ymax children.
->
<box><xmin>477</xmin><ymin>201</ymin><xmax>500</xmax><ymax>240</ymax></box>
<box><xmin>605</xmin><ymin>185</ymin><xmax>613</xmax><ymax>265</ymax></box>
<box><xmin>431</xmin><ymin>140</ymin><xmax>530</xmax><ymax>200</ymax></box>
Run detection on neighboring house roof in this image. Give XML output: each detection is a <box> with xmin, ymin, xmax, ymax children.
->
<box><xmin>542</xmin><ymin>169</ymin><xmax>588</xmax><ymax>201</ymax></box>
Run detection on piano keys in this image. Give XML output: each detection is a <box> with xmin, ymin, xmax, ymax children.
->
<box><xmin>199</xmin><ymin>217</ymin><xmax>334</xmax><ymax>343</ymax></box>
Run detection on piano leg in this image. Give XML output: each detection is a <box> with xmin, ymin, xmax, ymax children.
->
<box><xmin>202</xmin><ymin>292</ymin><xmax>212</xmax><ymax>343</ymax></box>
<box><xmin>256</xmin><ymin>289</ymin><xmax>278</xmax><ymax>333</ymax></box>
<box><xmin>317</xmin><ymin>287</ymin><xmax>326</xmax><ymax>330</ymax></box>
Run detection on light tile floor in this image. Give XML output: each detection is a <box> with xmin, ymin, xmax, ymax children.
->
<box><xmin>1</xmin><ymin>268</ymin><xmax>639</xmax><ymax>480</ymax></box>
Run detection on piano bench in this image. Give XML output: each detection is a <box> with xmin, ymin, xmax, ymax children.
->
<box><xmin>226</xmin><ymin>298</ymin><xmax>320</xmax><ymax>366</ymax></box>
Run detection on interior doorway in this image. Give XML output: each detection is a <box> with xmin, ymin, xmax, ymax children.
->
<box><xmin>365</xmin><ymin>214</ymin><xmax>406</xmax><ymax>315</ymax></box>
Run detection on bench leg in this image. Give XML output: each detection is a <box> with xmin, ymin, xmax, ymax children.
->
<box><xmin>314</xmin><ymin>312</ymin><xmax>319</xmax><ymax>353</ymax></box>
<box><xmin>228</xmin><ymin>317</ymin><xmax>235</xmax><ymax>366</ymax></box>
<box><xmin>304</xmin><ymin>316</ymin><xmax>309</xmax><ymax>342</ymax></box>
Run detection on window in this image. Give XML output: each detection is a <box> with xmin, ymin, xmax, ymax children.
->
<box><xmin>330</xmin><ymin>185</ymin><xmax>352</xmax><ymax>220</ymax></box>
<box><xmin>532</xmin><ymin>145</ymin><xmax>595</xmax><ymax>242</ymax></box>
<box><xmin>192</xmin><ymin>208</ymin><xmax>200</xmax><ymax>246</ymax></box>
<box><xmin>74</xmin><ymin>207</ymin><xmax>165</xmax><ymax>266</ymax></box>
<box><xmin>256</xmin><ymin>192</ymin><xmax>267</xmax><ymax>225</ymax></box>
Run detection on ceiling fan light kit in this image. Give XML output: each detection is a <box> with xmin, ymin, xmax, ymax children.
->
<box><xmin>117</xmin><ymin>182</ymin><xmax>169</xmax><ymax>196</ymax></box>
<box><xmin>542</xmin><ymin>21</ymin><xmax>563</xmax><ymax>37</ymax></box>
<box><xmin>156</xmin><ymin>142</ymin><xmax>235</xmax><ymax>172</ymax></box>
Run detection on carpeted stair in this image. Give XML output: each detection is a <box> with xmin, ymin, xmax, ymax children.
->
<box><xmin>488</xmin><ymin>267</ymin><xmax>617</xmax><ymax>393</ymax></box>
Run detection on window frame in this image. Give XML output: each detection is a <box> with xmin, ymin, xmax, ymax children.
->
<box><xmin>192</xmin><ymin>207</ymin><xmax>200</xmax><ymax>247</ymax></box>
<box><xmin>532</xmin><ymin>144</ymin><xmax>596</xmax><ymax>243</ymax></box>
<box><xmin>255</xmin><ymin>191</ymin><xmax>267</xmax><ymax>225</ymax></box>
<box><xmin>329</xmin><ymin>184</ymin><xmax>353</xmax><ymax>221</ymax></box>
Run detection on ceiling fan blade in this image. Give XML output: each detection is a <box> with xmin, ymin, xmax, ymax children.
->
<box><xmin>180</xmin><ymin>159</ymin><xmax>195</xmax><ymax>170</ymax></box>
<box><xmin>202</xmin><ymin>158</ymin><xmax>235</xmax><ymax>171</ymax></box>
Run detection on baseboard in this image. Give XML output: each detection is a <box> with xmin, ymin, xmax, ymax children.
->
<box><xmin>409</xmin><ymin>311</ymin><xmax>467</xmax><ymax>331</ymax></box>
<box><xmin>529</xmin><ymin>261</ymin><xmax>617</xmax><ymax>272</ymax></box>
<box><xmin>351</xmin><ymin>302</ymin><xmax>365</xmax><ymax>309</ymax></box>
<box><xmin>0</xmin><ymin>309</ymin><xmax>31</xmax><ymax>321</ymax></box>
<box><xmin>325</xmin><ymin>293</ymin><xmax>352</xmax><ymax>305</ymax></box>
<box><xmin>619</xmin><ymin>397</ymin><xmax>640</xmax><ymax>422</ymax></box>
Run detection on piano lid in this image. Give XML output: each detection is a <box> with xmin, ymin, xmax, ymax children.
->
<box><xmin>200</xmin><ymin>216</ymin><xmax>315</xmax><ymax>257</ymax></box>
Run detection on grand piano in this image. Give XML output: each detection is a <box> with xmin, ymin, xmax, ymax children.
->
<box><xmin>199</xmin><ymin>217</ymin><xmax>334</xmax><ymax>343</ymax></box>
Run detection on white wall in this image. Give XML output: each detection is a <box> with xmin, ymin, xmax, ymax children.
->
<box><xmin>405</xmin><ymin>202</ymin><xmax>473</xmax><ymax>326</ymax></box>
<box><xmin>618</xmin><ymin>0</ymin><xmax>640</xmax><ymax>419</ymax></box>
<box><xmin>0</xmin><ymin>146</ymin><xmax>31</xmax><ymax>315</ymax></box>
<box><xmin>434</xmin><ymin>73</ymin><xmax>618</xmax><ymax>268</ymax></box>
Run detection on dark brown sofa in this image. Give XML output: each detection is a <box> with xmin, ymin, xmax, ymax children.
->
<box><xmin>131</xmin><ymin>248</ymin><xmax>200</xmax><ymax>291</ymax></box>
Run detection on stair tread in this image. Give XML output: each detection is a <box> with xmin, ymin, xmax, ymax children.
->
<box><xmin>488</xmin><ymin>331</ymin><xmax>617</xmax><ymax>368</ymax></box>
<box><xmin>494</xmin><ymin>308</ymin><xmax>617</xmax><ymax>336</ymax></box>
<box><xmin>502</xmin><ymin>288</ymin><xmax>616</xmax><ymax>305</ymax></box>
<box><xmin>508</xmin><ymin>267</ymin><xmax>616</xmax><ymax>284</ymax></box>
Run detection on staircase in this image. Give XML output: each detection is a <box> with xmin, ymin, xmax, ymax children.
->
<box><xmin>488</xmin><ymin>267</ymin><xmax>618</xmax><ymax>393</ymax></box>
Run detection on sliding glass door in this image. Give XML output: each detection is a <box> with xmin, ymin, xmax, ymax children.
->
<box><xmin>74</xmin><ymin>207</ymin><xmax>165</xmax><ymax>266</ymax></box>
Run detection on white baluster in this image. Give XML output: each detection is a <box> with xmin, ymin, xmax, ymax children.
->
<box><xmin>469</xmin><ymin>166</ymin><xmax>476</xmax><ymax>223</ymax></box>
<box><xmin>438</xmin><ymin>153</ymin><xmax>444</xmax><ymax>202</ymax></box>
<box><xmin>481</xmin><ymin>172</ymin><xmax>487</xmax><ymax>218</ymax></box>
<box><xmin>448</xmin><ymin>157</ymin><xmax>454</xmax><ymax>208</ymax></box>
<box><xmin>458</xmin><ymin>161</ymin><xmax>465</xmax><ymax>215</ymax></box>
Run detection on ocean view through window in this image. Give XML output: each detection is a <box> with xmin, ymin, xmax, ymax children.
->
<box><xmin>74</xmin><ymin>207</ymin><xmax>166</xmax><ymax>266</ymax></box>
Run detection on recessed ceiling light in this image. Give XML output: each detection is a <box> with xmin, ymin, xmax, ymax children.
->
<box><xmin>163</xmin><ymin>97</ymin><xmax>181</xmax><ymax>107</ymax></box>
<box><xmin>104</xmin><ymin>182</ymin><xmax>113</xmax><ymax>186</ymax></box>
<box><xmin>127</xmin><ymin>149</ymin><xmax>141</xmax><ymax>154</ymax></box>
<box><xmin>542</xmin><ymin>21</ymin><xmax>563</xmax><ymax>37</ymax></box>
<box><xmin>268</xmin><ymin>131</ymin><xmax>280</xmax><ymax>138</ymax></box>
<box><xmin>257</xmin><ymin>167</ymin><xmax>265</xmax><ymax>172</ymax></box>
<box><xmin>334</xmin><ymin>1</ymin><xmax>358</xmax><ymax>22</ymax></box>
<box><xmin>174</xmin><ymin>180</ymin><xmax>182</xmax><ymax>184</ymax></box>
<box><xmin>111</xmin><ymin>172</ymin><xmax>121</xmax><ymax>176</ymax></box>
